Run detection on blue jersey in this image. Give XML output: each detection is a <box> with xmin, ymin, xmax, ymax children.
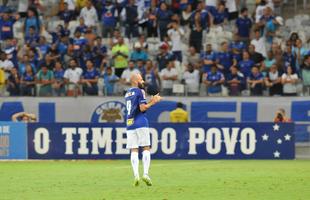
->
<box><xmin>125</xmin><ymin>88</ymin><xmax>148</xmax><ymax>130</ymax></box>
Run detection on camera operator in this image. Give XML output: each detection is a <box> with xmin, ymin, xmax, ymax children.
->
<box><xmin>274</xmin><ymin>108</ymin><xmax>292</xmax><ymax>123</ymax></box>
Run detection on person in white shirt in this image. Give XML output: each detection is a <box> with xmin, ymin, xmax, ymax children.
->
<box><xmin>79</xmin><ymin>1</ymin><xmax>98</xmax><ymax>27</ymax></box>
<box><xmin>251</xmin><ymin>29</ymin><xmax>267</xmax><ymax>58</ymax></box>
<box><xmin>225</xmin><ymin>0</ymin><xmax>238</xmax><ymax>21</ymax></box>
<box><xmin>281</xmin><ymin>66</ymin><xmax>299</xmax><ymax>96</ymax></box>
<box><xmin>167</xmin><ymin>21</ymin><xmax>185</xmax><ymax>63</ymax></box>
<box><xmin>64</xmin><ymin>0</ymin><xmax>76</xmax><ymax>11</ymax></box>
<box><xmin>64</xmin><ymin>59</ymin><xmax>83</xmax><ymax>96</ymax></box>
<box><xmin>121</xmin><ymin>60</ymin><xmax>140</xmax><ymax>89</ymax></box>
<box><xmin>160</xmin><ymin>60</ymin><xmax>178</xmax><ymax>96</ymax></box>
<box><xmin>182</xmin><ymin>64</ymin><xmax>200</xmax><ymax>96</ymax></box>
<box><xmin>0</xmin><ymin>52</ymin><xmax>14</xmax><ymax>79</ymax></box>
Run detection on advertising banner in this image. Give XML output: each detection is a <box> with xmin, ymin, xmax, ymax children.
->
<box><xmin>0</xmin><ymin>122</ymin><xmax>27</xmax><ymax>159</ymax></box>
<box><xmin>27</xmin><ymin>123</ymin><xmax>295</xmax><ymax>160</ymax></box>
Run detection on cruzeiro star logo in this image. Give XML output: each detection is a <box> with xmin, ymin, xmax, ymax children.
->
<box><xmin>261</xmin><ymin>124</ymin><xmax>292</xmax><ymax>159</ymax></box>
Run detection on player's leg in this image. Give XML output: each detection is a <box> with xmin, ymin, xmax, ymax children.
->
<box><xmin>137</xmin><ymin>128</ymin><xmax>152</xmax><ymax>186</ymax></box>
<box><xmin>126</xmin><ymin>130</ymin><xmax>140</xmax><ymax>186</ymax></box>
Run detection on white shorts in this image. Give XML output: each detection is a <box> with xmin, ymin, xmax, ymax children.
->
<box><xmin>126</xmin><ymin>127</ymin><xmax>150</xmax><ymax>149</ymax></box>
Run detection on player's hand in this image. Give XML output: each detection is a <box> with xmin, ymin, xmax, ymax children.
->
<box><xmin>151</xmin><ymin>94</ymin><xmax>162</xmax><ymax>104</ymax></box>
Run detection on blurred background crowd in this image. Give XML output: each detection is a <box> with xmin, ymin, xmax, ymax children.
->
<box><xmin>0</xmin><ymin>0</ymin><xmax>309</xmax><ymax>97</ymax></box>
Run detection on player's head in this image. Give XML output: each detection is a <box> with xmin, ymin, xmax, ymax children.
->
<box><xmin>130</xmin><ymin>73</ymin><xmax>145</xmax><ymax>89</ymax></box>
<box><xmin>177</xmin><ymin>102</ymin><xmax>184</xmax><ymax>109</ymax></box>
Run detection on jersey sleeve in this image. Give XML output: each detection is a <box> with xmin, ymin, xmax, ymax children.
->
<box><xmin>138</xmin><ymin>89</ymin><xmax>147</xmax><ymax>105</ymax></box>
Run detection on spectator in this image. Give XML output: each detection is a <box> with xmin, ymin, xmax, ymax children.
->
<box><xmin>226</xmin><ymin>65</ymin><xmax>245</xmax><ymax>96</ymax></box>
<box><xmin>204</xmin><ymin>64</ymin><xmax>225</xmax><ymax>96</ymax></box>
<box><xmin>36</xmin><ymin>65</ymin><xmax>54</xmax><ymax>96</ymax></box>
<box><xmin>80</xmin><ymin>59</ymin><xmax>99</xmax><ymax>96</ymax></box>
<box><xmin>189</xmin><ymin>2</ymin><xmax>210</xmax><ymax>53</ymax></box>
<box><xmin>93</xmin><ymin>37</ymin><xmax>107</xmax><ymax>68</ymax></box>
<box><xmin>249</xmin><ymin>44</ymin><xmax>264</xmax><ymax>65</ymax></box>
<box><xmin>0</xmin><ymin>51</ymin><xmax>14</xmax><ymax>78</ymax></box>
<box><xmin>136</xmin><ymin>59</ymin><xmax>146</xmax><ymax>78</ymax></box>
<box><xmin>156</xmin><ymin>43</ymin><xmax>174</xmax><ymax>71</ymax></box>
<box><xmin>58</xmin><ymin>2</ymin><xmax>76</xmax><ymax>23</ymax></box>
<box><xmin>200</xmin><ymin>44</ymin><xmax>216</xmax><ymax>73</ymax></box>
<box><xmin>111</xmin><ymin>36</ymin><xmax>129</xmax><ymax>77</ymax></box>
<box><xmin>144</xmin><ymin>60</ymin><xmax>160</xmax><ymax>93</ymax></box>
<box><xmin>301</xmin><ymin>55</ymin><xmax>310</xmax><ymax>95</ymax></box>
<box><xmin>170</xmin><ymin>102</ymin><xmax>189</xmax><ymax>123</ymax></box>
<box><xmin>212</xmin><ymin>2</ymin><xmax>228</xmax><ymax>25</ymax></box>
<box><xmin>101</xmin><ymin>0</ymin><xmax>118</xmax><ymax>38</ymax></box>
<box><xmin>265</xmin><ymin>16</ymin><xmax>283</xmax><ymax>45</ymax></box>
<box><xmin>20</xmin><ymin>64</ymin><xmax>36</xmax><ymax>96</ymax></box>
<box><xmin>25</xmin><ymin>26</ymin><xmax>40</xmax><ymax>46</ymax></box>
<box><xmin>263</xmin><ymin>51</ymin><xmax>276</xmax><ymax>71</ymax></box>
<box><xmin>235</xmin><ymin>7</ymin><xmax>252</xmax><ymax>44</ymax></box>
<box><xmin>70</xmin><ymin>29</ymin><xmax>88</xmax><ymax>66</ymax></box>
<box><xmin>265</xmin><ymin>64</ymin><xmax>283</xmax><ymax>96</ymax></box>
<box><xmin>64</xmin><ymin>59</ymin><xmax>83</xmax><ymax>96</ymax></box>
<box><xmin>130</xmin><ymin>42</ymin><xmax>148</xmax><ymax>62</ymax></box>
<box><xmin>157</xmin><ymin>2</ymin><xmax>173</xmax><ymax>41</ymax></box>
<box><xmin>79</xmin><ymin>0</ymin><xmax>98</xmax><ymax>28</ymax></box>
<box><xmin>282</xmin><ymin>45</ymin><xmax>296</xmax><ymax>72</ymax></box>
<box><xmin>52</xmin><ymin>61</ymin><xmax>65</xmax><ymax>96</ymax></box>
<box><xmin>294</xmin><ymin>39</ymin><xmax>309</xmax><ymax>72</ymax></box>
<box><xmin>251</xmin><ymin>29</ymin><xmax>267</xmax><ymax>58</ymax></box>
<box><xmin>216</xmin><ymin>42</ymin><xmax>234</xmax><ymax>75</ymax></box>
<box><xmin>103</xmin><ymin>66</ymin><xmax>119</xmax><ymax>96</ymax></box>
<box><xmin>183</xmin><ymin>64</ymin><xmax>200</xmax><ymax>96</ymax></box>
<box><xmin>76</xmin><ymin>17</ymin><xmax>88</xmax><ymax>34</ymax></box>
<box><xmin>247</xmin><ymin>65</ymin><xmax>264</xmax><ymax>96</ymax></box>
<box><xmin>0</xmin><ymin>10</ymin><xmax>19</xmax><ymax>40</ymax></box>
<box><xmin>167</xmin><ymin>20</ymin><xmax>184</xmax><ymax>62</ymax></box>
<box><xmin>7</xmin><ymin>67</ymin><xmax>20</xmax><ymax>96</ymax></box>
<box><xmin>120</xmin><ymin>60</ymin><xmax>140</xmax><ymax>87</ymax></box>
<box><xmin>281</xmin><ymin>65</ymin><xmax>298</xmax><ymax>96</ymax></box>
<box><xmin>121</xmin><ymin>0</ymin><xmax>139</xmax><ymax>39</ymax></box>
<box><xmin>24</xmin><ymin>7</ymin><xmax>41</xmax><ymax>37</ymax></box>
<box><xmin>186</xmin><ymin>46</ymin><xmax>200</xmax><ymax>70</ymax></box>
<box><xmin>238</xmin><ymin>50</ymin><xmax>255</xmax><ymax>78</ymax></box>
<box><xmin>160</xmin><ymin>60</ymin><xmax>178</xmax><ymax>96</ymax></box>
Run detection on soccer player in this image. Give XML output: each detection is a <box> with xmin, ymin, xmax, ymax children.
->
<box><xmin>125</xmin><ymin>73</ymin><xmax>162</xmax><ymax>186</ymax></box>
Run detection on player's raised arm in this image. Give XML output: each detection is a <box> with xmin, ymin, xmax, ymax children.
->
<box><xmin>139</xmin><ymin>94</ymin><xmax>162</xmax><ymax>112</ymax></box>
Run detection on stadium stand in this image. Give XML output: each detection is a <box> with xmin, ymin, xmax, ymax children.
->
<box><xmin>0</xmin><ymin>0</ymin><xmax>309</xmax><ymax>97</ymax></box>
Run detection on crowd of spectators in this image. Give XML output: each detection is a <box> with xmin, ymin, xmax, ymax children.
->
<box><xmin>0</xmin><ymin>0</ymin><xmax>309</xmax><ymax>97</ymax></box>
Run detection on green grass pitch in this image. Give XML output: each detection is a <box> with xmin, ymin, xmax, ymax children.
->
<box><xmin>0</xmin><ymin>160</ymin><xmax>310</xmax><ymax>200</ymax></box>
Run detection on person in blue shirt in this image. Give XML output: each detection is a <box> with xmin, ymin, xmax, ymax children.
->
<box><xmin>58</xmin><ymin>2</ymin><xmax>76</xmax><ymax>23</ymax></box>
<box><xmin>102</xmin><ymin>66</ymin><xmax>119</xmax><ymax>96</ymax></box>
<box><xmin>136</xmin><ymin>59</ymin><xmax>146</xmax><ymax>78</ymax></box>
<box><xmin>123</xmin><ymin>0</ymin><xmax>139</xmax><ymax>39</ymax></box>
<box><xmin>93</xmin><ymin>37</ymin><xmax>107</xmax><ymax>68</ymax></box>
<box><xmin>130</xmin><ymin>42</ymin><xmax>148</xmax><ymax>62</ymax></box>
<box><xmin>216</xmin><ymin>41</ymin><xmax>234</xmax><ymax>75</ymax></box>
<box><xmin>20</xmin><ymin>64</ymin><xmax>36</xmax><ymax>96</ymax></box>
<box><xmin>80</xmin><ymin>59</ymin><xmax>99</xmax><ymax>95</ymax></box>
<box><xmin>18</xmin><ymin>54</ymin><xmax>36</xmax><ymax>75</ymax></box>
<box><xmin>75</xmin><ymin>17</ymin><xmax>88</xmax><ymax>34</ymax></box>
<box><xmin>24</xmin><ymin>7</ymin><xmax>41</xmax><ymax>37</ymax></box>
<box><xmin>0</xmin><ymin>10</ymin><xmax>18</xmax><ymax>40</ymax></box>
<box><xmin>144</xmin><ymin>60</ymin><xmax>159</xmax><ymax>93</ymax></box>
<box><xmin>238</xmin><ymin>51</ymin><xmax>255</xmax><ymax>78</ymax></box>
<box><xmin>226</xmin><ymin>65</ymin><xmax>245</xmax><ymax>96</ymax></box>
<box><xmin>283</xmin><ymin>45</ymin><xmax>296</xmax><ymax>73</ymax></box>
<box><xmin>211</xmin><ymin>2</ymin><xmax>228</xmax><ymax>25</ymax></box>
<box><xmin>235</xmin><ymin>7</ymin><xmax>252</xmax><ymax>44</ymax></box>
<box><xmin>157</xmin><ymin>2</ymin><xmax>173</xmax><ymax>41</ymax></box>
<box><xmin>265</xmin><ymin>16</ymin><xmax>283</xmax><ymax>44</ymax></box>
<box><xmin>247</xmin><ymin>66</ymin><xmax>264</xmax><ymax>96</ymax></box>
<box><xmin>125</xmin><ymin>72</ymin><xmax>162</xmax><ymax>186</ymax></box>
<box><xmin>70</xmin><ymin>29</ymin><xmax>88</xmax><ymax>66</ymax></box>
<box><xmin>101</xmin><ymin>0</ymin><xmax>118</xmax><ymax>38</ymax></box>
<box><xmin>25</xmin><ymin>26</ymin><xmax>40</xmax><ymax>47</ymax></box>
<box><xmin>53</xmin><ymin>61</ymin><xmax>66</xmax><ymax>96</ymax></box>
<box><xmin>201</xmin><ymin>44</ymin><xmax>216</xmax><ymax>73</ymax></box>
<box><xmin>204</xmin><ymin>64</ymin><xmax>225</xmax><ymax>96</ymax></box>
<box><xmin>4</xmin><ymin>38</ymin><xmax>19</xmax><ymax>67</ymax></box>
<box><xmin>37</xmin><ymin>36</ymin><xmax>50</xmax><ymax>59</ymax></box>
